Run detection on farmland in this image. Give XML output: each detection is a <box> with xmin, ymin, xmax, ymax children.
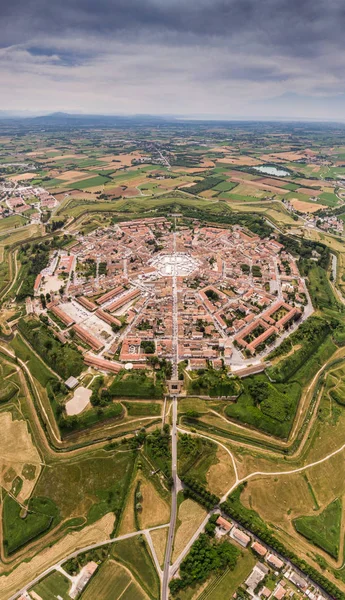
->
<box><xmin>2</xmin><ymin>120</ymin><xmax>345</xmax><ymax>600</ymax></box>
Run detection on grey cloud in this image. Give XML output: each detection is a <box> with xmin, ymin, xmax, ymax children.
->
<box><xmin>1</xmin><ymin>0</ymin><xmax>345</xmax><ymax>118</ymax></box>
<box><xmin>1</xmin><ymin>0</ymin><xmax>345</xmax><ymax>55</ymax></box>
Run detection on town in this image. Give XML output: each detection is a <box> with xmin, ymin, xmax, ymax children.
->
<box><xmin>31</xmin><ymin>216</ymin><xmax>312</xmax><ymax>380</ymax></box>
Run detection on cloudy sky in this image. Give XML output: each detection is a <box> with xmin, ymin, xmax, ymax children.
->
<box><xmin>1</xmin><ymin>0</ymin><xmax>345</xmax><ymax>119</ymax></box>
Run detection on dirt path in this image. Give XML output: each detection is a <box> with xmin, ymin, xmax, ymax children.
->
<box><xmin>1</xmin><ymin>249</ymin><xmax>19</xmax><ymax>300</ymax></box>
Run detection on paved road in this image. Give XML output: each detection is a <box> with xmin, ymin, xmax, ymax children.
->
<box><xmin>162</xmin><ymin>221</ymin><xmax>180</xmax><ymax>600</ymax></box>
<box><xmin>8</xmin><ymin>524</ymin><xmax>169</xmax><ymax>600</ymax></box>
<box><xmin>162</xmin><ymin>396</ymin><xmax>178</xmax><ymax>599</ymax></box>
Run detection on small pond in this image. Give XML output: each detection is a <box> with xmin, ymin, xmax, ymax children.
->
<box><xmin>253</xmin><ymin>165</ymin><xmax>290</xmax><ymax>177</ymax></box>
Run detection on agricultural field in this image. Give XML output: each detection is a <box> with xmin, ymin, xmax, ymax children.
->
<box><xmin>30</xmin><ymin>571</ymin><xmax>71</xmax><ymax>600</ymax></box>
<box><xmin>81</xmin><ymin>560</ymin><xmax>148</xmax><ymax>600</ymax></box>
<box><xmin>2</xmin><ymin>121</ymin><xmax>345</xmax><ymax>600</ymax></box>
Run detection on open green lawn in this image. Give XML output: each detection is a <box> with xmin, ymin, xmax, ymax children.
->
<box><xmin>35</xmin><ymin>450</ymin><xmax>135</xmax><ymax>525</ymax></box>
<box><xmin>3</xmin><ymin>495</ymin><xmax>59</xmax><ymax>555</ymax></box>
<box><xmin>111</xmin><ymin>536</ymin><xmax>160</xmax><ymax>599</ymax></box>
<box><xmin>225</xmin><ymin>374</ymin><xmax>301</xmax><ymax>439</ymax></box>
<box><xmin>109</xmin><ymin>370</ymin><xmax>163</xmax><ymax>399</ymax></box>
<box><xmin>0</xmin><ymin>215</ymin><xmax>26</xmax><ymax>232</ymax></box>
<box><xmin>307</xmin><ymin>265</ymin><xmax>340</xmax><ymax>310</ymax></box>
<box><xmin>124</xmin><ymin>401</ymin><xmax>162</xmax><ymax>416</ymax></box>
<box><xmin>318</xmin><ymin>192</ymin><xmax>340</xmax><ymax>207</ymax></box>
<box><xmin>294</xmin><ymin>498</ymin><xmax>342</xmax><ymax>558</ymax></box>
<box><xmin>213</xmin><ymin>181</ymin><xmax>237</xmax><ymax>192</ymax></box>
<box><xmin>31</xmin><ymin>571</ymin><xmax>71</xmax><ymax>600</ymax></box>
<box><xmin>178</xmin><ymin>434</ymin><xmax>217</xmax><ymax>484</ymax></box>
<box><xmin>17</xmin><ymin>318</ymin><xmax>84</xmax><ymax>380</ymax></box>
<box><xmin>10</xmin><ymin>333</ymin><xmax>57</xmax><ymax>387</ymax></box>
<box><xmin>283</xmin><ymin>182</ymin><xmax>300</xmax><ymax>191</ymax></box>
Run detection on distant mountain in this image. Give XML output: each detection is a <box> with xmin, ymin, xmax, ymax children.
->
<box><xmin>31</xmin><ymin>112</ymin><xmax>174</xmax><ymax>127</ymax></box>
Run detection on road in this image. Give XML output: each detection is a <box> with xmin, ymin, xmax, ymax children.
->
<box><xmin>8</xmin><ymin>524</ymin><xmax>169</xmax><ymax>600</ymax></box>
<box><xmin>162</xmin><ymin>221</ymin><xmax>181</xmax><ymax>600</ymax></box>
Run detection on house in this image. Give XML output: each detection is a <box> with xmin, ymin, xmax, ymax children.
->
<box><xmin>273</xmin><ymin>585</ymin><xmax>286</xmax><ymax>600</ymax></box>
<box><xmin>70</xmin><ymin>561</ymin><xmax>98</xmax><ymax>599</ymax></box>
<box><xmin>287</xmin><ymin>571</ymin><xmax>308</xmax><ymax>590</ymax></box>
<box><xmin>252</xmin><ymin>541</ymin><xmax>267</xmax><ymax>557</ymax></box>
<box><xmin>230</xmin><ymin>526</ymin><xmax>251</xmax><ymax>548</ymax></box>
<box><xmin>266</xmin><ymin>553</ymin><xmax>284</xmax><ymax>571</ymax></box>
<box><xmin>245</xmin><ymin>563</ymin><xmax>269</xmax><ymax>592</ymax></box>
<box><xmin>216</xmin><ymin>516</ymin><xmax>232</xmax><ymax>532</ymax></box>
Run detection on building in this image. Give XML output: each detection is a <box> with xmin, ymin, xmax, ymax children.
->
<box><xmin>231</xmin><ymin>526</ymin><xmax>251</xmax><ymax>548</ymax></box>
<box><xmin>274</xmin><ymin>585</ymin><xmax>286</xmax><ymax>600</ymax></box>
<box><xmin>72</xmin><ymin>324</ymin><xmax>104</xmax><ymax>352</ymax></box>
<box><xmin>287</xmin><ymin>570</ymin><xmax>308</xmax><ymax>590</ymax></box>
<box><xmin>266</xmin><ymin>553</ymin><xmax>284</xmax><ymax>571</ymax></box>
<box><xmin>245</xmin><ymin>563</ymin><xmax>269</xmax><ymax>592</ymax></box>
<box><xmin>65</xmin><ymin>376</ymin><xmax>79</xmax><ymax>390</ymax></box>
<box><xmin>84</xmin><ymin>353</ymin><xmax>122</xmax><ymax>373</ymax></box>
<box><xmin>216</xmin><ymin>516</ymin><xmax>232</xmax><ymax>532</ymax></box>
<box><xmin>252</xmin><ymin>541</ymin><xmax>267</xmax><ymax>558</ymax></box>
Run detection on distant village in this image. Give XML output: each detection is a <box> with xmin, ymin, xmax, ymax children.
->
<box><xmin>0</xmin><ymin>180</ymin><xmax>63</xmax><ymax>224</ymax></box>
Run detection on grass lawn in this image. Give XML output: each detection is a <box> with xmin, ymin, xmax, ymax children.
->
<box><xmin>293</xmin><ymin>498</ymin><xmax>342</xmax><ymax>558</ymax></box>
<box><xmin>307</xmin><ymin>265</ymin><xmax>340</xmax><ymax>310</ymax></box>
<box><xmin>225</xmin><ymin>374</ymin><xmax>301</xmax><ymax>439</ymax></box>
<box><xmin>178</xmin><ymin>434</ymin><xmax>218</xmax><ymax>484</ymax></box>
<box><xmin>10</xmin><ymin>333</ymin><xmax>57</xmax><ymax>386</ymax></box>
<box><xmin>3</xmin><ymin>495</ymin><xmax>59</xmax><ymax>555</ymax></box>
<box><xmin>34</xmin><ymin>451</ymin><xmax>134</xmax><ymax>524</ymax></box>
<box><xmin>109</xmin><ymin>370</ymin><xmax>163</xmax><ymax>399</ymax></box>
<box><xmin>111</xmin><ymin>535</ymin><xmax>160</xmax><ymax>599</ymax></box>
<box><xmin>31</xmin><ymin>571</ymin><xmax>71</xmax><ymax>600</ymax></box>
<box><xmin>124</xmin><ymin>401</ymin><xmax>162</xmax><ymax>417</ymax></box>
<box><xmin>213</xmin><ymin>181</ymin><xmax>237</xmax><ymax>192</ymax></box>
<box><xmin>283</xmin><ymin>182</ymin><xmax>300</xmax><ymax>191</ymax></box>
<box><xmin>0</xmin><ymin>215</ymin><xmax>26</xmax><ymax>232</ymax></box>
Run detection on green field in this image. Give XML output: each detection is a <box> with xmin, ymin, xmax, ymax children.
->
<box><xmin>31</xmin><ymin>571</ymin><xmax>71</xmax><ymax>600</ymax></box>
<box><xmin>34</xmin><ymin>450</ymin><xmax>134</xmax><ymax>525</ymax></box>
<box><xmin>70</xmin><ymin>175</ymin><xmax>111</xmax><ymax>189</ymax></box>
<box><xmin>318</xmin><ymin>192</ymin><xmax>340</xmax><ymax>207</ymax></box>
<box><xmin>109</xmin><ymin>370</ymin><xmax>163</xmax><ymax>399</ymax></box>
<box><xmin>0</xmin><ymin>215</ymin><xmax>26</xmax><ymax>232</ymax></box>
<box><xmin>213</xmin><ymin>181</ymin><xmax>237</xmax><ymax>192</ymax></box>
<box><xmin>225</xmin><ymin>374</ymin><xmax>301</xmax><ymax>439</ymax></box>
<box><xmin>307</xmin><ymin>265</ymin><xmax>340</xmax><ymax>310</ymax></box>
<box><xmin>10</xmin><ymin>333</ymin><xmax>57</xmax><ymax>386</ymax></box>
<box><xmin>111</xmin><ymin>535</ymin><xmax>160</xmax><ymax>599</ymax></box>
<box><xmin>17</xmin><ymin>318</ymin><xmax>84</xmax><ymax>379</ymax></box>
<box><xmin>178</xmin><ymin>434</ymin><xmax>217</xmax><ymax>484</ymax></box>
<box><xmin>124</xmin><ymin>401</ymin><xmax>162</xmax><ymax>416</ymax></box>
<box><xmin>3</xmin><ymin>495</ymin><xmax>59</xmax><ymax>554</ymax></box>
<box><xmin>294</xmin><ymin>498</ymin><xmax>342</xmax><ymax>558</ymax></box>
<box><xmin>81</xmin><ymin>560</ymin><xmax>147</xmax><ymax>600</ymax></box>
<box><xmin>195</xmin><ymin>549</ymin><xmax>256</xmax><ymax>600</ymax></box>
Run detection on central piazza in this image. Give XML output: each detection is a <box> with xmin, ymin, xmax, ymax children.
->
<box><xmin>34</xmin><ymin>216</ymin><xmax>313</xmax><ymax>375</ymax></box>
<box><xmin>150</xmin><ymin>253</ymin><xmax>200</xmax><ymax>277</ymax></box>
